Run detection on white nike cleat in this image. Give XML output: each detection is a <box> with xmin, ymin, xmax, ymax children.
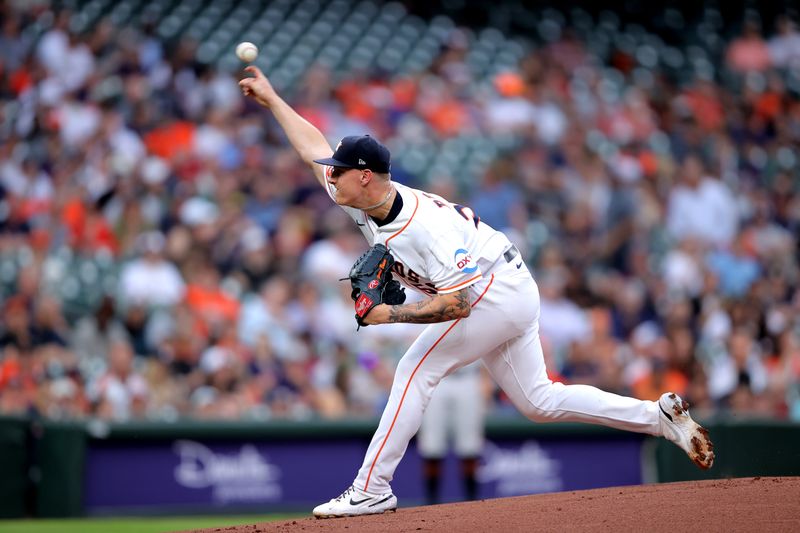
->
<box><xmin>658</xmin><ymin>392</ymin><xmax>715</xmax><ymax>470</ymax></box>
<box><xmin>312</xmin><ymin>485</ymin><xmax>397</xmax><ymax>518</ymax></box>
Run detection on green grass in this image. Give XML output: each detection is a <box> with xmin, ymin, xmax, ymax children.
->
<box><xmin>0</xmin><ymin>515</ymin><xmax>303</xmax><ymax>533</ymax></box>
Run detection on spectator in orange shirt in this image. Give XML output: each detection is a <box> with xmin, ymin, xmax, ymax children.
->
<box><xmin>184</xmin><ymin>261</ymin><xmax>240</xmax><ymax>328</ymax></box>
<box><xmin>632</xmin><ymin>358</ymin><xmax>689</xmax><ymax>402</ymax></box>
<box><xmin>62</xmin><ymin>194</ymin><xmax>119</xmax><ymax>256</ymax></box>
<box><xmin>417</xmin><ymin>81</ymin><xmax>471</xmax><ymax>137</ymax></box>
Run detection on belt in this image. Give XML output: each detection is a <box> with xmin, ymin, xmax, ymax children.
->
<box><xmin>503</xmin><ymin>245</ymin><xmax>519</xmax><ymax>263</ymax></box>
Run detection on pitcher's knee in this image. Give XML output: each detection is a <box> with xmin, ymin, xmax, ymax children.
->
<box><xmin>520</xmin><ymin>404</ymin><xmax>559</xmax><ymax>423</ymax></box>
<box><xmin>518</xmin><ymin>383</ymin><xmax>564</xmax><ymax>422</ymax></box>
<box><xmin>393</xmin><ymin>358</ymin><xmax>418</xmax><ymax>385</ymax></box>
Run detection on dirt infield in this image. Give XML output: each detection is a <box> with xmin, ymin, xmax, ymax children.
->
<box><xmin>190</xmin><ymin>477</ymin><xmax>799</xmax><ymax>533</ymax></box>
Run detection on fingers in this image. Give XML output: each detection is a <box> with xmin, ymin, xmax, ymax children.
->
<box><xmin>238</xmin><ymin>65</ymin><xmax>262</xmax><ymax>87</ymax></box>
<box><xmin>239</xmin><ymin>66</ymin><xmax>271</xmax><ymax>103</ymax></box>
<box><xmin>244</xmin><ymin>65</ymin><xmax>264</xmax><ymax>78</ymax></box>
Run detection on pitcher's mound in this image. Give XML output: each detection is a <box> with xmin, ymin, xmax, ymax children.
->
<box><xmin>195</xmin><ymin>477</ymin><xmax>800</xmax><ymax>533</ymax></box>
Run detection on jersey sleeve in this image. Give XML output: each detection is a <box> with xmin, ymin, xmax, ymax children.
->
<box><xmin>424</xmin><ymin>232</ymin><xmax>483</xmax><ymax>294</ymax></box>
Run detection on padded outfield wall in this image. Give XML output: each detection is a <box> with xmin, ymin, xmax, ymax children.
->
<box><xmin>0</xmin><ymin>415</ymin><xmax>798</xmax><ymax>517</ymax></box>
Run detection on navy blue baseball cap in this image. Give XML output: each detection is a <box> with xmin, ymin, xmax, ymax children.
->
<box><xmin>313</xmin><ymin>135</ymin><xmax>391</xmax><ymax>173</ymax></box>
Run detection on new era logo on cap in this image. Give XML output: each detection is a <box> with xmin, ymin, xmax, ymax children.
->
<box><xmin>313</xmin><ymin>135</ymin><xmax>391</xmax><ymax>173</ymax></box>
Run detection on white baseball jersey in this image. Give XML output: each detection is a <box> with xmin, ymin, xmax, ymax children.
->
<box><xmin>321</xmin><ymin>167</ymin><xmax>664</xmax><ymax>496</ymax></box>
<box><xmin>324</xmin><ymin>173</ymin><xmax>513</xmax><ymax>296</ymax></box>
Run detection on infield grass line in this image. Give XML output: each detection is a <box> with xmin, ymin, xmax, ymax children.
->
<box><xmin>0</xmin><ymin>514</ymin><xmax>303</xmax><ymax>533</ymax></box>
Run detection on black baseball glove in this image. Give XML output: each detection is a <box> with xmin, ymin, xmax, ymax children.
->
<box><xmin>348</xmin><ymin>244</ymin><xmax>406</xmax><ymax>328</ymax></box>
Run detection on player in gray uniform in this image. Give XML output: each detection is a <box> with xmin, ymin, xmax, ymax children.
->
<box><xmin>238</xmin><ymin>66</ymin><xmax>714</xmax><ymax>519</ymax></box>
<box><xmin>417</xmin><ymin>362</ymin><xmax>486</xmax><ymax>504</ymax></box>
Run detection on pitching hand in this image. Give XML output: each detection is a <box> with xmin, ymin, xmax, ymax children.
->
<box><xmin>239</xmin><ymin>66</ymin><xmax>278</xmax><ymax>108</ymax></box>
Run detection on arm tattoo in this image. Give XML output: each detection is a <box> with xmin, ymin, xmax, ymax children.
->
<box><xmin>388</xmin><ymin>288</ymin><xmax>471</xmax><ymax>324</ymax></box>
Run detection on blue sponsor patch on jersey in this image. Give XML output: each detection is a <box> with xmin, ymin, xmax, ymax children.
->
<box><xmin>454</xmin><ymin>248</ymin><xmax>478</xmax><ymax>274</ymax></box>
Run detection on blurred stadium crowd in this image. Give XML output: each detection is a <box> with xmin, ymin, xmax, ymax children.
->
<box><xmin>1</xmin><ymin>0</ymin><xmax>800</xmax><ymax>423</ymax></box>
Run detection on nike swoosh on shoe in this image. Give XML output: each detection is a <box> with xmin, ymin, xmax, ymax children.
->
<box><xmin>369</xmin><ymin>495</ymin><xmax>394</xmax><ymax>507</ymax></box>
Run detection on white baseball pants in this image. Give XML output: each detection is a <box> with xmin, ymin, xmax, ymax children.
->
<box><xmin>354</xmin><ymin>261</ymin><xmax>661</xmax><ymax>495</ymax></box>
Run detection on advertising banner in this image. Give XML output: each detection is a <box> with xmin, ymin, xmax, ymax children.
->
<box><xmin>83</xmin><ymin>434</ymin><xmax>643</xmax><ymax>513</ymax></box>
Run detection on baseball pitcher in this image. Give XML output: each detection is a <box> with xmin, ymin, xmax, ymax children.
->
<box><xmin>239</xmin><ymin>66</ymin><xmax>714</xmax><ymax>518</ymax></box>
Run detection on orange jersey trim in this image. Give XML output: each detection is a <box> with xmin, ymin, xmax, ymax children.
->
<box><xmin>384</xmin><ymin>190</ymin><xmax>419</xmax><ymax>248</ymax></box>
<box><xmin>437</xmin><ymin>273</ymin><xmax>482</xmax><ymax>292</ymax></box>
<box><xmin>471</xmin><ymin>274</ymin><xmax>493</xmax><ymax>306</ymax></box>
<box><xmin>363</xmin><ymin>274</ymin><xmax>494</xmax><ymax>491</ymax></box>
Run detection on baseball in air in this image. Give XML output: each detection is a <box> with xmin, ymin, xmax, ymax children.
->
<box><xmin>235</xmin><ymin>42</ymin><xmax>258</xmax><ymax>62</ymax></box>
